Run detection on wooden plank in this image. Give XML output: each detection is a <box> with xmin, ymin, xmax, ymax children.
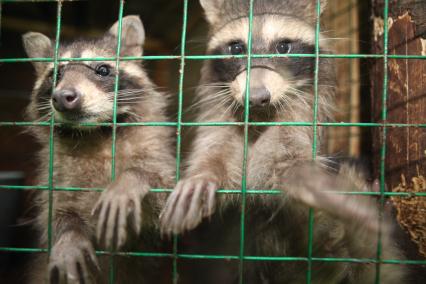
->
<box><xmin>323</xmin><ymin>0</ymin><xmax>361</xmax><ymax>156</ymax></box>
<box><xmin>371</xmin><ymin>0</ymin><xmax>426</xmax><ymax>267</ymax></box>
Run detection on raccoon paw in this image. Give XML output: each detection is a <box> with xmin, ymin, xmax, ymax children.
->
<box><xmin>92</xmin><ymin>183</ymin><xmax>147</xmax><ymax>249</ymax></box>
<box><xmin>49</xmin><ymin>232</ymin><xmax>98</xmax><ymax>284</ymax></box>
<box><xmin>160</xmin><ymin>178</ymin><xmax>218</xmax><ymax>235</ymax></box>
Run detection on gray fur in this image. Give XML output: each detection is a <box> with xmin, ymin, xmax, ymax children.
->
<box><xmin>200</xmin><ymin>0</ymin><xmax>328</xmax><ymax>25</ymax></box>
<box><xmin>160</xmin><ymin>1</ymin><xmax>406</xmax><ymax>283</ymax></box>
<box><xmin>22</xmin><ymin>32</ymin><xmax>52</xmax><ymax>75</ymax></box>
<box><xmin>24</xmin><ymin>16</ymin><xmax>175</xmax><ymax>283</ymax></box>
<box><xmin>108</xmin><ymin>15</ymin><xmax>146</xmax><ymax>56</ymax></box>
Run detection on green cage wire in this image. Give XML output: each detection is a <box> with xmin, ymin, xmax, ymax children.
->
<box><xmin>0</xmin><ymin>0</ymin><xmax>426</xmax><ymax>283</ymax></box>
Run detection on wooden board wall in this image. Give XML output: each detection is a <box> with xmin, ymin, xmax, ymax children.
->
<box><xmin>371</xmin><ymin>0</ymin><xmax>426</xmax><ymax>264</ymax></box>
<box><xmin>323</xmin><ymin>0</ymin><xmax>361</xmax><ymax>157</ymax></box>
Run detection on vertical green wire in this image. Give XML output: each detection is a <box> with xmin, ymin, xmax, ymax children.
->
<box><xmin>348</xmin><ymin>0</ymin><xmax>355</xmax><ymax>152</ymax></box>
<box><xmin>47</xmin><ymin>0</ymin><xmax>63</xmax><ymax>257</ymax></box>
<box><xmin>306</xmin><ymin>1</ymin><xmax>322</xmax><ymax>283</ymax></box>
<box><xmin>109</xmin><ymin>1</ymin><xmax>125</xmax><ymax>282</ymax></box>
<box><xmin>311</xmin><ymin>0</ymin><xmax>322</xmax><ymax>159</ymax></box>
<box><xmin>375</xmin><ymin>0</ymin><xmax>389</xmax><ymax>283</ymax></box>
<box><xmin>238</xmin><ymin>0</ymin><xmax>255</xmax><ymax>283</ymax></box>
<box><xmin>111</xmin><ymin>0</ymin><xmax>125</xmax><ymax>180</ymax></box>
<box><xmin>172</xmin><ymin>1</ymin><xmax>189</xmax><ymax>283</ymax></box>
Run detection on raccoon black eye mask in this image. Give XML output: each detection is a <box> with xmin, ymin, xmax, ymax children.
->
<box><xmin>227</xmin><ymin>39</ymin><xmax>293</xmax><ymax>55</ymax></box>
<box><xmin>48</xmin><ymin>63</ymin><xmax>113</xmax><ymax>83</ymax></box>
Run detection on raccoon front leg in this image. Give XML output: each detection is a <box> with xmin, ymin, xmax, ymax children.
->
<box><xmin>160</xmin><ymin>126</ymin><xmax>237</xmax><ymax>235</ymax></box>
<box><xmin>92</xmin><ymin>168</ymin><xmax>152</xmax><ymax>249</ymax></box>
<box><xmin>47</xmin><ymin>211</ymin><xmax>99</xmax><ymax>284</ymax></box>
<box><xmin>276</xmin><ymin>161</ymin><xmax>379</xmax><ymax>231</ymax></box>
<box><xmin>49</xmin><ymin>231</ymin><xmax>98</xmax><ymax>284</ymax></box>
<box><xmin>160</xmin><ymin>176</ymin><xmax>218</xmax><ymax>235</ymax></box>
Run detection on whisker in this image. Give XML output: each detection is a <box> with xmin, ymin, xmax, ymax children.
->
<box><xmin>189</xmin><ymin>88</ymin><xmax>232</xmax><ymax>111</ymax></box>
<box><xmin>34</xmin><ymin>112</ymin><xmax>52</xmax><ymax>122</ymax></box>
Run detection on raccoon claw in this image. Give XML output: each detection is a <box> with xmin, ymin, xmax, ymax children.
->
<box><xmin>93</xmin><ymin>184</ymin><xmax>146</xmax><ymax>249</ymax></box>
<box><xmin>49</xmin><ymin>232</ymin><xmax>98</xmax><ymax>284</ymax></box>
<box><xmin>160</xmin><ymin>178</ymin><xmax>218</xmax><ymax>235</ymax></box>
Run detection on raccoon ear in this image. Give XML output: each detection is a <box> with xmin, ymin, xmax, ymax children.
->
<box><xmin>108</xmin><ymin>15</ymin><xmax>145</xmax><ymax>57</ymax></box>
<box><xmin>22</xmin><ymin>32</ymin><xmax>52</xmax><ymax>75</ymax></box>
<box><xmin>200</xmin><ymin>0</ymin><xmax>225</xmax><ymax>24</ymax></box>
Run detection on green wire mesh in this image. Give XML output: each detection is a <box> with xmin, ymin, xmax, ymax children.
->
<box><xmin>1</xmin><ymin>0</ymin><xmax>426</xmax><ymax>283</ymax></box>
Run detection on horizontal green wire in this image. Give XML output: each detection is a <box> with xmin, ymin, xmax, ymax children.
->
<box><xmin>2</xmin><ymin>121</ymin><xmax>426</xmax><ymax>128</ymax></box>
<box><xmin>0</xmin><ymin>54</ymin><xmax>425</xmax><ymax>63</ymax></box>
<box><xmin>1</xmin><ymin>185</ymin><xmax>424</xmax><ymax>197</ymax></box>
<box><xmin>0</xmin><ymin>0</ymin><xmax>83</xmax><ymax>2</ymax></box>
<box><xmin>0</xmin><ymin>247</ymin><xmax>425</xmax><ymax>265</ymax></box>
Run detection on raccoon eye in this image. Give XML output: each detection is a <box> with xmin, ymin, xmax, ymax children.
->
<box><xmin>95</xmin><ymin>64</ymin><xmax>110</xmax><ymax>77</ymax></box>
<box><xmin>49</xmin><ymin>67</ymin><xmax>63</xmax><ymax>82</ymax></box>
<box><xmin>56</xmin><ymin>70</ymin><xmax>62</xmax><ymax>81</ymax></box>
<box><xmin>276</xmin><ymin>40</ymin><xmax>292</xmax><ymax>54</ymax></box>
<box><xmin>228</xmin><ymin>42</ymin><xmax>245</xmax><ymax>55</ymax></box>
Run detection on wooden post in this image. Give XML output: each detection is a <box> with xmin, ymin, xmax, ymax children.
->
<box><xmin>323</xmin><ymin>0</ymin><xmax>361</xmax><ymax>156</ymax></box>
<box><xmin>371</xmin><ymin>0</ymin><xmax>426</xmax><ymax>266</ymax></box>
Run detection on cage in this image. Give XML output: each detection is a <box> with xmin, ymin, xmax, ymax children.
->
<box><xmin>0</xmin><ymin>0</ymin><xmax>425</xmax><ymax>283</ymax></box>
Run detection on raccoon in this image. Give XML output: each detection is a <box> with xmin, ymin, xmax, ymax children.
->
<box><xmin>160</xmin><ymin>1</ymin><xmax>406</xmax><ymax>283</ymax></box>
<box><xmin>23</xmin><ymin>16</ymin><xmax>174</xmax><ymax>283</ymax></box>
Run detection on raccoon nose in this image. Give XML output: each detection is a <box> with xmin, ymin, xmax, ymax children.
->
<box><xmin>52</xmin><ymin>89</ymin><xmax>81</xmax><ymax>112</ymax></box>
<box><xmin>248</xmin><ymin>87</ymin><xmax>271</xmax><ymax>107</ymax></box>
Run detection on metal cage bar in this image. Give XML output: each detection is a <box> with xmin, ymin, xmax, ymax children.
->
<box><xmin>305</xmin><ymin>1</ymin><xmax>323</xmax><ymax>282</ymax></box>
<box><xmin>172</xmin><ymin>0</ymin><xmax>189</xmax><ymax>283</ymax></box>
<box><xmin>45</xmin><ymin>0</ymin><xmax>62</xmax><ymax>257</ymax></box>
<box><xmin>238</xmin><ymin>0</ymin><xmax>255</xmax><ymax>282</ymax></box>
<box><xmin>107</xmin><ymin>1</ymin><xmax>126</xmax><ymax>281</ymax></box>
<box><xmin>374</xmin><ymin>0</ymin><xmax>390</xmax><ymax>283</ymax></box>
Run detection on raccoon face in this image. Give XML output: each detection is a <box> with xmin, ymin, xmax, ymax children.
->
<box><xmin>200</xmin><ymin>0</ymin><xmax>331</xmax><ymax>115</ymax></box>
<box><xmin>23</xmin><ymin>15</ymin><xmax>147</xmax><ymax>129</ymax></box>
